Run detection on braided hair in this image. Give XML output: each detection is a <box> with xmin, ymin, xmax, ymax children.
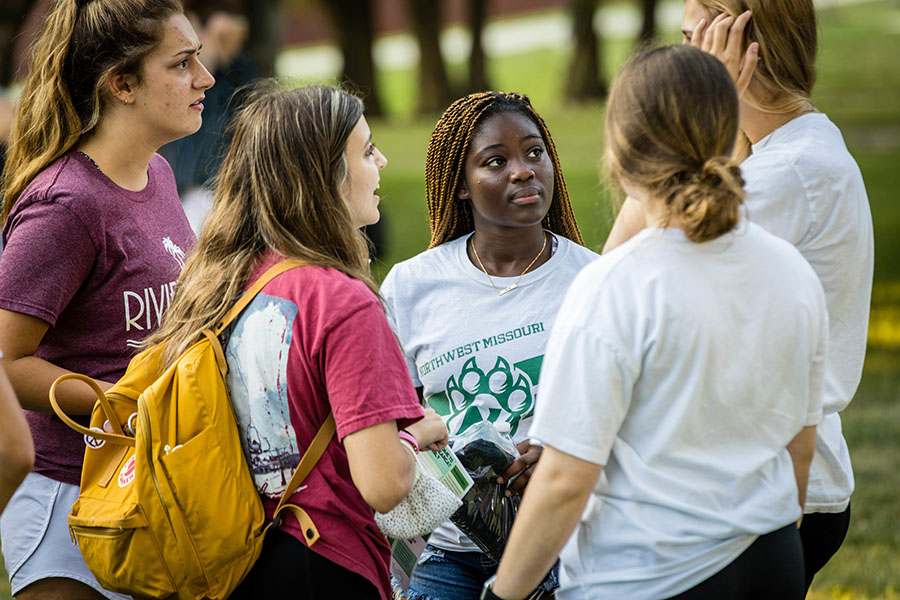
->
<box><xmin>425</xmin><ymin>92</ymin><xmax>585</xmax><ymax>248</ymax></box>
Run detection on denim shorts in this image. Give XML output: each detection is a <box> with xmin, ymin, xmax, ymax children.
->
<box><xmin>406</xmin><ymin>544</ymin><xmax>558</xmax><ymax>600</ymax></box>
<box><xmin>0</xmin><ymin>472</ymin><xmax>132</xmax><ymax>599</ymax></box>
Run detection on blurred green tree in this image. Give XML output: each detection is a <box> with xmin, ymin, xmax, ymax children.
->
<box><xmin>566</xmin><ymin>0</ymin><xmax>607</xmax><ymax>101</ymax></box>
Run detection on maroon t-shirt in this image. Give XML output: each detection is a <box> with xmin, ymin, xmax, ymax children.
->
<box><xmin>223</xmin><ymin>256</ymin><xmax>425</xmax><ymax>599</ymax></box>
<box><xmin>0</xmin><ymin>151</ymin><xmax>195</xmax><ymax>484</ymax></box>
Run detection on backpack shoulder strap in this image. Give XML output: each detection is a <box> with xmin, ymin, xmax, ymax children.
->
<box><xmin>270</xmin><ymin>412</ymin><xmax>337</xmax><ymax>546</ymax></box>
<box><xmin>212</xmin><ymin>258</ymin><xmax>309</xmax><ymax>336</ymax></box>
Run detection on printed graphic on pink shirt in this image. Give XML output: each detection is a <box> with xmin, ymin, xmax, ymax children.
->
<box><xmin>224</xmin><ymin>292</ymin><xmax>302</xmax><ymax>499</ymax></box>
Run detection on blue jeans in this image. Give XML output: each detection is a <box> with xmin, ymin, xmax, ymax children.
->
<box><xmin>406</xmin><ymin>544</ymin><xmax>558</xmax><ymax>600</ymax></box>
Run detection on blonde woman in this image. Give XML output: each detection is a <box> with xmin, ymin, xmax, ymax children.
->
<box><xmin>487</xmin><ymin>45</ymin><xmax>825</xmax><ymax>600</ymax></box>
<box><xmin>148</xmin><ymin>83</ymin><xmax>448</xmax><ymax>600</ymax></box>
<box><xmin>604</xmin><ymin>0</ymin><xmax>873</xmax><ymax>586</ymax></box>
<box><xmin>0</xmin><ymin>1</ymin><xmax>213</xmax><ymax>598</ymax></box>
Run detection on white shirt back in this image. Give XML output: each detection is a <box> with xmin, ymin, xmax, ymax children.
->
<box><xmin>742</xmin><ymin>113</ymin><xmax>874</xmax><ymax>511</ymax></box>
<box><xmin>532</xmin><ymin>223</ymin><xmax>828</xmax><ymax>598</ymax></box>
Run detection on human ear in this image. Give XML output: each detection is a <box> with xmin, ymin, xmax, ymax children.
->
<box><xmin>455</xmin><ymin>178</ymin><xmax>470</xmax><ymax>201</ymax></box>
<box><xmin>107</xmin><ymin>71</ymin><xmax>139</xmax><ymax>105</ymax></box>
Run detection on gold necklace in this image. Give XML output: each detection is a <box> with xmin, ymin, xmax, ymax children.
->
<box><xmin>470</xmin><ymin>232</ymin><xmax>547</xmax><ymax>296</ymax></box>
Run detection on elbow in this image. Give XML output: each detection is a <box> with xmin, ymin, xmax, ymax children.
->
<box><xmin>358</xmin><ymin>464</ymin><xmax>416</xmax><ymax>514</ymax></box>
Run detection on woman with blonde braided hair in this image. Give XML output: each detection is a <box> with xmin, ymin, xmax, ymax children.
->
<box><xmin>381</xmin><ymin>91</ymin><xmax>597</xmax><ymax>600</ymax></box>
<box><xmin>603</xmin><ymin>1</ymin><xmax>874</xmax><ymax>587</ymax></box>
<box><xmin>486</xmin><ymin>44</ymin><xmax>826</xmax><ymax>600</ymax></box>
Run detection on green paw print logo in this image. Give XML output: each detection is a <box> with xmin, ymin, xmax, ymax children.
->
<box><xmin>429</xmin><ymin>355</ymin><xmax>541</xmax><ymax>436</ymax></box>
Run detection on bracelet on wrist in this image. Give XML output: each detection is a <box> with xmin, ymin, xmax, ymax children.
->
<box><xmin>398</xmin><ymin>429</ymin><xmax>419</xmax><ymax>454</ymax></box>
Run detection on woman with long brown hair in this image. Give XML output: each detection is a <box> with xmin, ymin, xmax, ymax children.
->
<box><xmin>380</xmin><ymin>92</ymin><xmax>598</xmax><ymax>600</ymax></box>
<box><xmin>148</xmin><ymin>82</ymin><xmax>448</xmax><ymax>600</ymax></box>
<box><xmin>603</xmin><ymin>1</ymin><xmax>873</xmax><ymax>587</ymax></box>
<box><xmin>0</xmin><ymin>1</ymin><xmax>213</xmax><ymax>598</ymax></box>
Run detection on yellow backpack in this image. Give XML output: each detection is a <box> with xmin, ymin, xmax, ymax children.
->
<box><xmin>50</xmin><ymin>259</ymin><xmax>335</xmax><ymax>600</ymax></box>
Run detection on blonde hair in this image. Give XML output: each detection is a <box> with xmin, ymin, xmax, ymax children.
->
<box><xmin>148</xmin><ymin>83</ymin><xmax>375</xmax><ymax>366</ymax></box>
<box><xmin>696</xmin><ymin>0</ymin><xmax>817</xmax><ymax>159</ymax></box>
<box><xmin>605</xmin><ymin>45</ymin><xmax>744</xmax><ymax>243</ymax></box>
<box><xmin>1</xmin><ymin>0</ymin><xmax>183</xmax><ymax>222</ymax></box>
<box><xmin>424</xmin><ymin>92</ymin><xmax>584</xmax><ymax>248</ymax></box>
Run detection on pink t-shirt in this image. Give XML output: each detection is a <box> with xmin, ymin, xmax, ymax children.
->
<box><xmin>224</xmin><ymin>256</ymin><xmax>424</xmax><ymax>600</ymax></box>
<box><xmin>0</xmin><ymin>151</ymin><xmax>195</xmax><ymax>484</ymax></box>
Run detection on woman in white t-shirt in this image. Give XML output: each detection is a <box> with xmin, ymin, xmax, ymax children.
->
<box><xmin>486</xmin><ymin>45</ymin><xmax>827</xmax><ymax>600</ymax></box>
<box><xmin>603</xmin><ymin>0</ymin><xmax>873</xmax><ymax>587</ymax></box>
<box><xmin>381</xmin><ymin>92</ymin><xmax>598</xmax><ymax>600</ymax></box>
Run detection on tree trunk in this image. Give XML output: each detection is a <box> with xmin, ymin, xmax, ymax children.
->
<box><xmin>565</xmin><ymin>0</ymin><xmax>606</xmax><ymax>101</ymax></box>
<box><xmin>467</xmin><ymin>0</ymin><xmax>490</xmax><ymax>93</ymax></box>
<box><xmin>245</xmin><ymin>0</ymin><xmax>281</xmax><ymax>78</ymax></box>
<box><xmin>0</xmin><ymin>0</ymin><xmax>36</xmax><ymax>86</ymax></box>
<box><xmin>322</xmin><ymin>0</ymin><xmax>384</xmax><ymax>117</ymax></box>
<box><xmin>639</xmin><ymin>0</ymin><xmax>658</xmax><ymax>45</ymax></box>
<box><xmin>407</xmin><ymin>0</ymin><xmax>453</xmax><ymax>115</ymax></box>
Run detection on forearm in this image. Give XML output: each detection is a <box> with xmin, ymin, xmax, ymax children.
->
<box><xmin>0</xmin><ymin>370</ymin><xmax>35</xmax><ymax>512</ymax></box>
<box><xmin>492</xmin><ymin>446</ymin><xmax>603</xmax><ymax>600</ymax></box>
<box><xmin>345</xmin><ymin>421</ymin><xmax>417</xmax><ymax>514</ymax></box>
<box><xmin>3</xmin><ymin>355</ymin><xmax>107</xmax><ymax>415</ymax></box>
<box><xmin>786</xmin><ymin>425</ymin><xmax>817</xmax><ymax>510</ymax></box>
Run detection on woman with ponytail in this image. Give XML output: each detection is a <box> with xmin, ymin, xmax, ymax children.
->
<box><xmin>0</xmin><ymin>1</ymin><xmax>213</xmax><ymax>598</ymax></box>
<box><xmin>483</xmin><ymin>45</ymin><xmax>827</xmax><ymax>600</ymax></box>
<box><xmin>605</xmin><ymin>1</ymin><xmax>874</xmax><ymax>586</ymax></box>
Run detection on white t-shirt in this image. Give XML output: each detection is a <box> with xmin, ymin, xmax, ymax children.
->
<box><xmin>382</xmin><ymin>233</ymin><xmax>598</xmax><ymax>552</ymax></box>
<box><xmin>742</xmin><ymin>113</ymin><xmax>874</xmax><ymax>512</ymax></box>
<box><xmin>531</xmin><ymin>222</ymin><xmax>828</xmax><ymax>599</ymax></box>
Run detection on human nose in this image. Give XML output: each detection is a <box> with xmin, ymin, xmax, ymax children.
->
<box><xmin>195</xmin><ymin>61</ymin><xmax>215</xmax><ymax>91</ymax></box>
<box><xmin>509</xmin><ymin>157</ymin><xmax>534</xmax><ymax>182</ymax></box>
<box><xmin>375</xmin><ymin>147</ymin><xmax>388</xmax><ymax>169</ymax></box>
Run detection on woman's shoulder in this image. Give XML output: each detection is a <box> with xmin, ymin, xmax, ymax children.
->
<box><xmin>382</xmin><ymin>237</ymin><xmax>465</xmax><ymax>290</ymax></box>
<box><xmin>265</xmin><ymin>263</ymin><xmax>380</xmax><ymax>313</ymax></box>
<box><xmin>555</xmin><ymin>235</ymin><xmax>601</xmax><ymax>266</ymax></box>
<box><xmin>8</xmin><ymin>153</ymin><xmax>105</xmax><ymax>220</ymax></box>
<box><xmin>745</xmin><ymin>114</ymin><xmax>857</xmax><ymax>187</ymax></box>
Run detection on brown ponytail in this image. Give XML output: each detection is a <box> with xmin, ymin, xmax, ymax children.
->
<box><xmin>666</xmin><ymin>156</ymin><xmax>744</xmax><ymax>243</ymax></box>
<box><xmin>1</xmin><ymin>0</ymin><xmax>183</xmax><ymax>222</ymax></box>
<box><xmin>605</xmin><ymin>45</ymin><xmax>744</xmax><ymax>242</ymax></box>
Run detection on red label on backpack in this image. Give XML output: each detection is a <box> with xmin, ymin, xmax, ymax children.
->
<box><xmin>118</xmin><ymin>455</ymin><xmax>136</xmax><ymax>487</ymax></box>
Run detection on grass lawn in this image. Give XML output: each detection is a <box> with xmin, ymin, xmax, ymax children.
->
<box><xmin>1</xmin><ymin>1</ymin><xmax>898</xmax><ymax>598</ymax></box>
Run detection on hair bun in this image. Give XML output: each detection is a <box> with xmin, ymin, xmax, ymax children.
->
<box><xmin>670</xmin><ymin>155</ymin><xmax>745</xmax><ymax>243</ymax></box>
<box><xmin>699</xmin><ymin>155</ymin><xmax>742</xmax><ymax>187</ymax></box>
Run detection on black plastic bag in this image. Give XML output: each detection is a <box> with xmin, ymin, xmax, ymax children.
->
<box><xmin>449</xmin><ymin>421</ymin><xmax>520</xmax><ymax>562</ymax></box>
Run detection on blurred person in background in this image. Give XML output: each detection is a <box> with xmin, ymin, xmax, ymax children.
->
<box><xmin>159</xmin><ymin>0</ymin><xmax>255</xmax><ymax>234</ymax></box>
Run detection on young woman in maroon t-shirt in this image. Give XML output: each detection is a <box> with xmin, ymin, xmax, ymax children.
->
<box><xmin>0</xmin><ymin>1</ymin><xmax>212</xmax><ymax>598</ymax></box>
